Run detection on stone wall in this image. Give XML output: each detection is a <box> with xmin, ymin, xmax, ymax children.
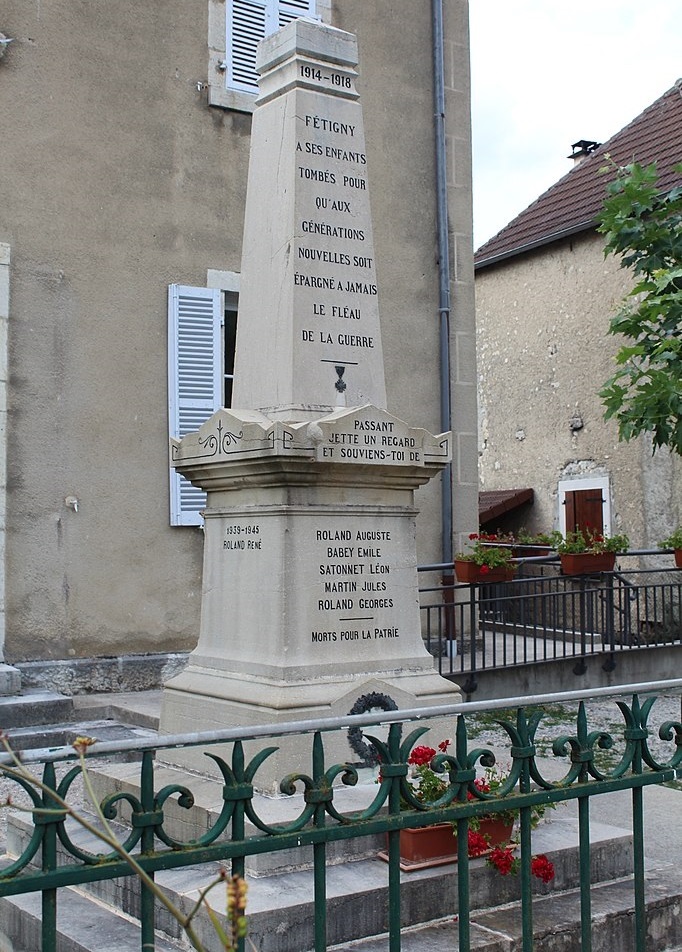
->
<box><xmin>476</xmin><ymin>231</ymin><xmax>682</xmax><ymax>546</ymax></box>
<box><xmin>0</xmin><ymin>1</ymin><xmax>475</xmax><ymax>666</ymax></box>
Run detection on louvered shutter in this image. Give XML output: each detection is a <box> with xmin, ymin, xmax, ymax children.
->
<box><xmin>278</xmin><ymin>0</ymin><xmax>316</xmax><ymax>29</ymax></box>
<box><xmin>226</xmin><ymin>0</ymin><xmax>317</xmax><ymax>93</ymax></box>
<box><xmin>168</xmin><ymin>285</ymin><xmax>222</xmax><ymax>526</ymax></box>
<box><xmin>227</xmin><ymin>0</ymin><xmax>267</xmax><ymax>93</ymax></box>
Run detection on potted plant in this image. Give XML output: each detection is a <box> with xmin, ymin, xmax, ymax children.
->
<box><xmin>455</xmin><ymin>533</ymin><xmax>515</xmax><ymax>583</ymax></box>
<box><xmin>391</xmin><ymin>742</ymin><xmax>554</xmax><ymax>881</ymax></box>
<box><xmin>659</xmin><ymin>529</ymin><xmax>682</xmax><ymax>569</ymax></box>
<box><xmin>514</xmin><ymin>529</ymin><xmax>563</xmax><ymax>557</ymax></box>
<box><xmin>556</xmin><ymin>529</ymin><xmax>629</xmax><ymax>575</ymax></box>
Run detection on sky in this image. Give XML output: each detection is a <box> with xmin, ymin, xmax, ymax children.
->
<box><xmin>469</xmin><ymin>0</ymin><xmax>682</xmax><ymax>249</ymax></box>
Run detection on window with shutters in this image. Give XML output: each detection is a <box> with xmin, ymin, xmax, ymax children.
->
<box><xmin>558</xmin><ymin>476</ymin><xmax>611</xmax><ymax>539</ymax></box>
<box><xmin>208</xmin><ymin>0</ymin><xmax>327</xmax><ymax>112</ymax></box>
<box><xmin>168</xmin><ymin>285</ymin><xmax>223</xmax><ymax>526</ymax></box>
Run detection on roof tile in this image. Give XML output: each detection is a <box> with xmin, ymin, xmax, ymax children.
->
<box><xmin>475</xmin><ymin>81</ymin><xmax>682</xmax><ymax>268</ymax></box>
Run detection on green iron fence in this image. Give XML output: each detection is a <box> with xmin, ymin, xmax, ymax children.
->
<box><xmin>1</xmin><ymin>681</ymin><xmax>682</xmax><ymax>951</ymax></box>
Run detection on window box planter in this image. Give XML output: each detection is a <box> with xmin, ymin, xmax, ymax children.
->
<box><xmin>454</xmin><ymin>560</ymin><xmax>515</xmax><ymax>584</ymax></box>
<box><xmin>559</xmin><ymin>552</ymin><xmax>616</xmax><ymax>575</ymax></box>
<box><xmin>674</xmin><ymin>549</ymin><xmax>682</xmax><ymax>569</ymax></box>
<box><xmin>381</xmin><ymin>817</ymin><xmax>514</xmax><ymax>871</ymax></box>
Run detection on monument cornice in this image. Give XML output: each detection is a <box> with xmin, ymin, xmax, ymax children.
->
<box><xmin>170</xmin><ymin>405</ymin><xmax>451</xmax><ymax>491</ymax></box>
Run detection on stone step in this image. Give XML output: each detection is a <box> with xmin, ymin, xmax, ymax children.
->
<box><xmin>332</xmin><ymin>862</ymin><xmax>682</xmax><ymax>952</ymax></box>
<box><xmin>2</xmin><ymin>849</ymin><xmax>681</xmax><ymax>952</ymax></box>
<box><xmin>0</xmin><ymin>690</ymin><xmax>74</xmax><ymax>732</ymax></box>
<box><xmin>71</xmin><ymin>691</ymin><xmax>163</xmax><ymax>731</ymax></box>
<box><xmin>0</xmin><ymin>689</ymin><xmax>162</xmax><ymax>743</ymax></box>
<box><xmin>4</xmin><ymin>719</ymin><xmax>157</xmax><ymax>753</ymax></box>
<box><xmin>5</xmin><ymin>805</ymin><xmax>635</xmax><ymax>952</ymax></box>
<box><xmin>0</xmin><ymin>887</ymin><xmax>183</xmax><ymax>952</ymax></box>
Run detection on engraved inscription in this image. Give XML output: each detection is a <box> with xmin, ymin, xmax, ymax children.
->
<box><xmin>310</xmin><ymin>526</ymin><xmax>399</xmax><ymax>645</ymax></box>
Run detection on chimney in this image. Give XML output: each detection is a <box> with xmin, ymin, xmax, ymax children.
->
<box><xmin>568</xmin><ymin>140</ymin><xmax>601</xmax><ymax>165</ymax></box>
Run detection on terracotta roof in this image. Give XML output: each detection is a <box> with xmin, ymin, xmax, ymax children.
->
<box><xmin>475</xmin><ymin>80</ymin><xmax>682</xmax><ymax>269</ymax></box>
<box><xmin>479</xmin><ymin>488</ymin><xmax>533</xmax><ymax>524</ymax></box>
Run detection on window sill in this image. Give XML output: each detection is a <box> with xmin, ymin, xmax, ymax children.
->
<box><xmin>208</xmin><ymin>82</ymin><xmax>257</xmax><ymax>114</ymax></box>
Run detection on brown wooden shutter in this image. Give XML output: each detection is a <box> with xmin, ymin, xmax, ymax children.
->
<box><xmin>564</xmin><ymin>489</ymin><xmax>604</xmax><ymax>536</ymax></box>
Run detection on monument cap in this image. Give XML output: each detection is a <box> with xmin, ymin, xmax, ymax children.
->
<box><xmin>256</xmin><ymin>19</ymin><xmax>358</xmax><ymax>75</ymax></box>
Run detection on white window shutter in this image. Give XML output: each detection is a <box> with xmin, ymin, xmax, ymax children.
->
<box><xmin>227</xmin><ymin>0</ymin><xmax>267</xmax><ymax>93</ymax></box>
<box><xmin>168</xmin><ymin>285</ymin><xmax>222</xmax><ymax>526</ymax></box>
<box><xmin>226</xmin><ymin>0</ymin><xmax>317</xmax><ymax>93</ymax></box>
<box><xmin>278</xmin><ymin>0</ymin><xmax>317</xmax><ymax>29</ymax></box>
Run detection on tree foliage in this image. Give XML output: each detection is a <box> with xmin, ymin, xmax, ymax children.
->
<box><xmin>597</xmin><ymin>161</ymin><xmax>682</xmax><ymax>455</ymax></box>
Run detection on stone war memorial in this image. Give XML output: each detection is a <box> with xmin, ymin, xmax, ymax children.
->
<box><xmin>161</xmin><ymin>19</ymin><xmax>461</xmax><ymax>791</ymax></box>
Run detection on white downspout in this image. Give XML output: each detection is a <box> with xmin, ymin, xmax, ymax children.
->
<box><xmin>0</xmin><ymin>245</ymin><xmax>19</xmax><ymax>693</ymax></box>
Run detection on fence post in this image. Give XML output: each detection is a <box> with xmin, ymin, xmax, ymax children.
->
<box><xmin>40</xmin><ymin>761</ymin><xmax>59</xmax><ymax>952</ymax></box>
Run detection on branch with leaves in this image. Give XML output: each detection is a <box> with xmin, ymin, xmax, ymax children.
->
<box><xmin>597</xmin><ymin>160</ymin><xmax>682</xmax><ymax>455</ymax></box>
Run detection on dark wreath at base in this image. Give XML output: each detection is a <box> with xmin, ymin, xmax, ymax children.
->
<box><xmin>347</xmin><ymin>691</ymin><xmax>400</xmax><ymax>766</ymax></box>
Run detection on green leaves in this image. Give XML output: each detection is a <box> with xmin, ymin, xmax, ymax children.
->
<box><xmin>597</xmin><ymin>161</ymin><xmax>682</xmax><ymax>455</ymax></box>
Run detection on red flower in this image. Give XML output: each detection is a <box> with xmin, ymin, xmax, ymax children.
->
<box><xmin>531</xmin><ymin>854</ymin><xmax>555</xmax><ymax>883</ymax></box>
<box><xmin>488</xmin><ymin>846</ymin><xmax>517</xmax><ymax>876</ymax></box>
<box><xmin>469</xmin><ymin>532</ymin><xmax>479</xmax><ymax>540</ymax></box>
<box><xmin>467</xmin><ymin>830</ymin><xmax>490</xmax><ymax>857</ymax></box>
<box><xmin>438</xmin><ymin>739</ymin><xmax>451</xmax><ymax>753</ymax></box>
<box><xmin>473</xmin><ymin>778</ymin><xmax>490</xmax><ymax>793</ymax></box>
<box><xmin>408</xmin><ymin>745</ymin><xmax>436</xmax><ymax>766</ymax></box>
<box><xmin>479</xmin><ymin>564</ymin><xmax>490</xmax><ymax>574</ymax></box>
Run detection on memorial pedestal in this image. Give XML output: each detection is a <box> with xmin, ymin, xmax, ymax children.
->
<box><xmin>161</xmin><ymin>407</ymin><xmax>459</xmax><ymax>791</ymax></box>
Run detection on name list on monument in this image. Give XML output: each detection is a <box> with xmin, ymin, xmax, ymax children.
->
<box><xmin>222</xmin><ymin>515</ymin><xmax>402</xmax><ymax>647</ymax></box>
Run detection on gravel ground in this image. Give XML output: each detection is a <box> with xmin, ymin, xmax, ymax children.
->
<box><xmin>464</xmin><ymin>690</ymin><xmax>682</xmax><ymax>774</ymax></box>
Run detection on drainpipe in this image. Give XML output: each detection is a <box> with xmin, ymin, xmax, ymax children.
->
<box><xmin>432</xmin><ymin>0</ymin><xmax>453</xmax><ymax>564</ymax></box>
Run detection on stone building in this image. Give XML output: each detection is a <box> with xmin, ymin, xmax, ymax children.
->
<box><xmin>475</xmin><ymin>82</ymin><xmax>682</xmax><ymax>547</ymax></box>
<box><xmin>0</xmin><ymin>1</ymin><xmax>476</xmax><ymax>689</ymax></box>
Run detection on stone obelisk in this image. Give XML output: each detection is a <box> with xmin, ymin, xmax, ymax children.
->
<box><xmin>160</xmin><ymin>19</ymin><xmax>460</xmax><ymax>793</ymax></box>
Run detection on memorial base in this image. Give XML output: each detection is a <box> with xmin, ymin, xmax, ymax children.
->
<box><xmin>160</xmin><ymin>666</ymin><xmax>459</xmax><ymax>794</ymax></box>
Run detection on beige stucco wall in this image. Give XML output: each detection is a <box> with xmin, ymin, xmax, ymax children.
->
<box><xmin>476</xmin><ymin>231</ymin><xmax>682</xmax><ymax>547</ymax></box>
<box><xmin>0</xmin><ymin>1</ymin><xmax>475</xmax><ymax>664</ymax></box>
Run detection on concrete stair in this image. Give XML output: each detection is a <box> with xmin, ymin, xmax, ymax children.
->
<box><xmin>5</xmin><ymin>780</ymin><xmax>682</xmax><ymax>952</ymax></box>
<box><xmin>334</xmin><ymin>863</ymin><xmax>682</xmax><ymax>950</ymax></box>
<box><xmin>0</xmin><ymin>689</ymin><xmax>161</xmax><ymax>750</ymax></box>
<box><xmin>0</xmin><ymin>888</ymin><xmax>183</xmax><ymax>952</ymax></box>
<box><xmin>2</xmin><ymin>699</ymin><xmax>682</xmax><ymax>950</ymax></box>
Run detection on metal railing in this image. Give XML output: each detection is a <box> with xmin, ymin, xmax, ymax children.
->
<box><xmin>1</xmin><ymin>682</ymin><xmax>682</xmax><ymax>951</ymax></box>
<box><xmin>419</xmin><ymin>552</ymin><xmax>682</xmax><ymax>689</ymax></box>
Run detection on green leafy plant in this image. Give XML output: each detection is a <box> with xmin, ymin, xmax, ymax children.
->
<box><xmin>660</xmin><ymin>528</ymin><xmax>682</xmax><ymax>549</ymax></box>
<box><xmin>406</xmin><ymin>747</ymin><xmax>555</xmax><ymax>882</ymax></box>
<box><xmin>597</xmin><ymin>160</ymin><xmax>682</xmax><ymax>456</ymax></box>
<box><xmin>516</xmin><ymin>529</ymin><xmax>563</xmax><ymax>548</ymax></box>
<box><xmin>555</xmin><ymin>529</ymin><xmax>629</xmax><ymax>555</ymax></box>
<box><xmin>456</xmin><ymin>533</ymin><xmax>514</xmax><ymax>568</ymax></box>
<box><xmin>407</xmin><ymin>739</ymin><xmax>453</xmax><ymax>802</ymax></box>
<box><xmin>479</xmin><ymin>529</ymin><xmax>517</xmax><ymax>543</ymax></box>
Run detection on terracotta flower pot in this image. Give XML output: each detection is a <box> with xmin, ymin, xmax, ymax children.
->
<box><xmin>454</xmin><ymin>560</ymin><xmax>515</xmax><ymax>584</ymax></box>
<box><xmin>559</xmin><ymin>552</ymin><xmax>616</xmax><ymax>575</ymax></box>
<box><xmin>675</xmin><ymin>549</ymin><xmax>682</xmax><ymax>569</ymax></box>
<box><xmin>382</xmin><ymin>817</ymin><xmax>514</xmax><ymax>871</ymax></box>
